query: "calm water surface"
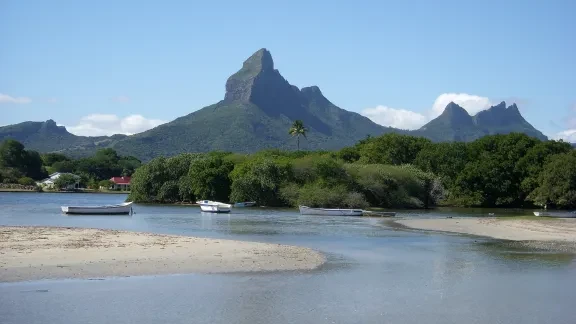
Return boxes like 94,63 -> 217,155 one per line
1,192 -> 575,324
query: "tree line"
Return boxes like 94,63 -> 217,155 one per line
128,132 -> 576,209
0,139 -> 141,189
127,150 -> 442,209
3,130 -> 575,209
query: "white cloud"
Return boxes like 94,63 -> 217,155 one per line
362,106 -> 427,130
553,105 -> 576,142
112,95 -> 130,103
431,93 -> 493,117
554,129 -> 576,142
0,93 -> 32,104
66,114 -> 166,136
362,93 -> 494,129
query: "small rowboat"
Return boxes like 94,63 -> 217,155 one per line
61,202 -> 133,215
299,205 -> 363,216
233,201 -> 256,207
197,200 -> 232,213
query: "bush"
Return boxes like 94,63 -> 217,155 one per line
0,167 -> 24,184
289,183 -> 368,209
346,164 -> 443,208
17,177 -> 35,186
188,155 -> 234,201
343,191 -> 369,209
296,184 -> 349,208
178,175 -> 195,202
279,183 -> 300,206
229,158 -> 290,206
157,180 -> 179,203
98,179 -> 114,189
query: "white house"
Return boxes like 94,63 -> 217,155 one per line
110,176 -> 131,191
37,172 -> 81,190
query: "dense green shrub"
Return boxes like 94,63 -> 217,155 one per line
188,155 -> 234,202
17,177 -> 35,186
122,132 -> 574,209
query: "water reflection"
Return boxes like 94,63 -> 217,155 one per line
476,241 -> 576,267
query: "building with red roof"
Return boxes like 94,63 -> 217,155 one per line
110,176 -> 131,191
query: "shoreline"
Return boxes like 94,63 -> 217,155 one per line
395,217 -> 576,252
0,226 -> 325,283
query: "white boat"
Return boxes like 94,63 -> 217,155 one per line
61,202 -> 133,215
234,201 -> 256,207
197,200 -> 232,213
533,211 -> 576,218
299,205 -> 363,216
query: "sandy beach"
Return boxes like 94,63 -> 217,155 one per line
0,226 -> 325,282
396,217 -> 576,251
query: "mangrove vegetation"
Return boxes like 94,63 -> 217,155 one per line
127,132 -> 576,209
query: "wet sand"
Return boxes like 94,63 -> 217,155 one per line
0,226 -> 325,282
396,217 -> 576,252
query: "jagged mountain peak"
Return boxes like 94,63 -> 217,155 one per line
245,48 -> 274,71
507,103 -> 520,113
443,102 -> 470,115
301,86 -> 323,95
39,119 -> 67,134
224,48 -> 289,103
490,101 -> 507,110
437,102 -> 474,126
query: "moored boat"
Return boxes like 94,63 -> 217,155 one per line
533,211 -> 576,218
299,205 -> 363,216
233,201 -> 256,207
197,200 -> 232,213
362,210 -> 396,217
61,202 -> 133,215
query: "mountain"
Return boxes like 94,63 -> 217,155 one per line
0,49 -> 548,160
111,49 -> 399,160
415,101 -> 547,142
0,119 -> 127,157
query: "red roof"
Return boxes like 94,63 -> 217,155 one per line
110,176 -> 131,184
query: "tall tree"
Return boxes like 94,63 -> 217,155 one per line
0,139 -> 26,169
0,139 -> 46,180
528,151 -> 576,208
289,120 -> 307,151
188,155 -> 234,201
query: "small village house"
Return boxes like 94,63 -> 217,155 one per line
36,172 -> 81,190
110,176 -> 131,191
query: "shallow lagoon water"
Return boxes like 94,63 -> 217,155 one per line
1,192 -> 575,324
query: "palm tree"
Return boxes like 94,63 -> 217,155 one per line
289,120 -> 308,151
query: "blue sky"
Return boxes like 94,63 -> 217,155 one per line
1,0 -> 575,140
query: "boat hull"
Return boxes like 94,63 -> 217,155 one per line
200,205 -> 231,213
197,200 -> 232,213
61,202 -> 133,215
363,211 -> 396,217
299,206 -> 363,216
533,211 -> 576,218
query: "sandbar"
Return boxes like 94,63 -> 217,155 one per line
0,226 -> 325,282
395,217 -> 576,251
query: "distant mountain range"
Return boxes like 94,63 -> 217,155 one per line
413,101 -> 547,142
0,49 -> 549,160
